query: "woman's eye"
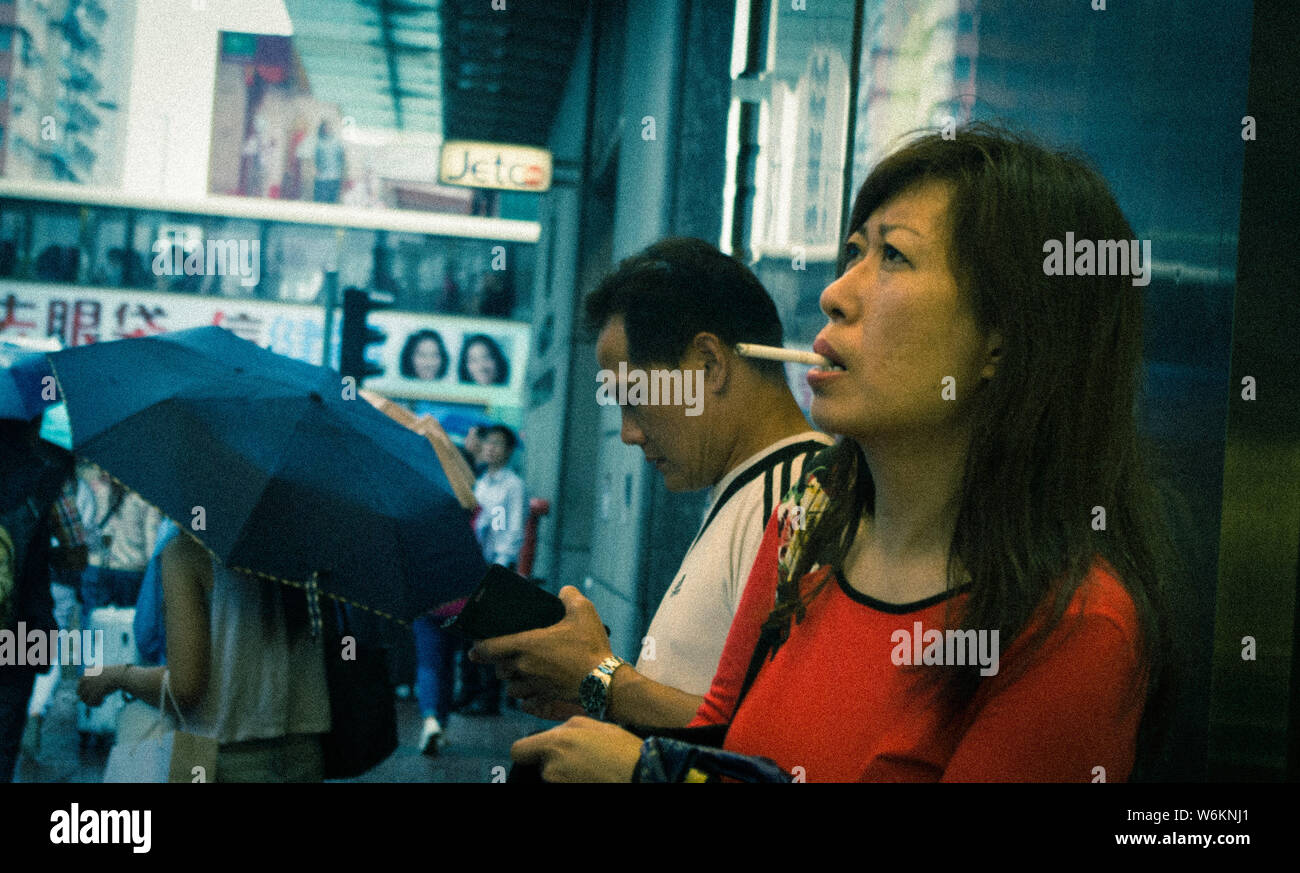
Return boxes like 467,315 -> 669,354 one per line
843,241 -> 863,263
882,243 -> 910,266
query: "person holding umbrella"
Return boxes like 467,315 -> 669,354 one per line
56,326 -> 486,780
78,530 -> 332,782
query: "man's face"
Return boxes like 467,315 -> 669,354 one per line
464,427 -> 484,459
482,432 -> 511,467
594,316 -> 719,492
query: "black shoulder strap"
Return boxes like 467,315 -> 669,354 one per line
687,439 -> 827,554
732,444 -> 831,714
734,628 -> 780,713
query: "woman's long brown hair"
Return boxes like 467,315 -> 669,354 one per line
756,123 -> 1179,768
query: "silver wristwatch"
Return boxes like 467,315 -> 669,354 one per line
578,655 -> 628,720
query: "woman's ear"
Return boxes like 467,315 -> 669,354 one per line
980,331 -> 1003,381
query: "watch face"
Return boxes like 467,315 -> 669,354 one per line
579,672 -> 605,716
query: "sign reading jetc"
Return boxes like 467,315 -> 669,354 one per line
439,141 -> 552,193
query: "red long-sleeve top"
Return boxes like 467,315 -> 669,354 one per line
690,511 -> 1148,782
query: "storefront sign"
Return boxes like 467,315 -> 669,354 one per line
439,141 -> 552,193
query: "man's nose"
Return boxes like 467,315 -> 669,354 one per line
620,409 -> 645,446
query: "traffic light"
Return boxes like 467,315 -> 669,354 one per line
340,288 -> 391,385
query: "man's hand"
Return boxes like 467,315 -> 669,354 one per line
511,716 -> 644,782
469,586 -> 613,709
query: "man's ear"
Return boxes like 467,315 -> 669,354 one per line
980,330 -> 1003,381
690,332 -> 730,394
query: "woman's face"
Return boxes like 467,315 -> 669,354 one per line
465,341 -> 498,385
412,338 -> 443,381
808,180 -> 999,444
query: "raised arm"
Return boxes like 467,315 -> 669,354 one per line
77,533 -> 212,712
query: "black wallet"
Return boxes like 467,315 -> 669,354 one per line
441,564 -> 566,641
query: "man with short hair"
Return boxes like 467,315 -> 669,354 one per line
472,238 -> 831,728
473,425 -> 526,572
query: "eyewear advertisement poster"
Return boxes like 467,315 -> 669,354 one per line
363,311 -> 527,407
0,281 -> 529,409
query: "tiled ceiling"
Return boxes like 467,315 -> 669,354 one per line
283,0 -> 585,146
285,0 -> 444,133
438,0 -> 584,146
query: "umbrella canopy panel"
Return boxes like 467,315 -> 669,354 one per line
50,326 -> 486,622
1,342 -> 59,421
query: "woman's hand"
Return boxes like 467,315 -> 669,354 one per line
77,665 -> 125,707
511,716 -> 644,782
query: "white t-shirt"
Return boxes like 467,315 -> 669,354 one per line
635,432 -> 833,695
474,468 -> 526,567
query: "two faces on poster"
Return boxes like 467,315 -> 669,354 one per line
399,330 -> 511,387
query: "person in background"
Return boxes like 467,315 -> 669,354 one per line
307,119 -> 346,204
413,607 -> 458,754
240,115 -> 278,198
21,473 -> 89,757
79,532 -> 331,782
456,425 -> 525,717
470,237 -> 829,729
133,517 -> 180,667
473,425 -> 525,570
1,415 -> 80,782
79,469 -> 162,612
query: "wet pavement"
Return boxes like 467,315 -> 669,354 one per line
15,672 -> 549,783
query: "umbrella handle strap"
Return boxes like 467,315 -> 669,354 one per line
159,669 -> 189,731
306,572 -> 323,639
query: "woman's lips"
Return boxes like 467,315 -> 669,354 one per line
812,337 -> 846,369
806,367 -> 845,390
808,338 -> 847,388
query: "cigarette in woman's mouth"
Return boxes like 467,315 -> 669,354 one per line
735,343 -> 832,368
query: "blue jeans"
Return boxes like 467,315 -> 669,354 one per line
412,617 -> 456,723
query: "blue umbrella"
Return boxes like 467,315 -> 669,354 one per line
48,326 -> 487,624
1,341 -> 59,421
39,402 -> 73,449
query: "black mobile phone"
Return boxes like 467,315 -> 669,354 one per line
441,564 -> 566,641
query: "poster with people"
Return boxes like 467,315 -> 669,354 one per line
0,280 -> 529,409
365,311 -> 527,407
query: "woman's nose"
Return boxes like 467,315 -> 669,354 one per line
819,271 -> 856,322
